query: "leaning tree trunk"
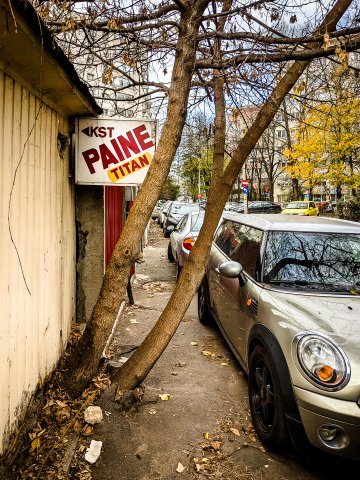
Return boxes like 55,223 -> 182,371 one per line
60,0 -> 210,398
112,0 -> 353,396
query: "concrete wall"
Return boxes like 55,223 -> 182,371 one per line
75,186 -> 105,323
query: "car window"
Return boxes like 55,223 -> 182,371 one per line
171,203 -> 199,214
190,212 -> 205,231
263,231 -> 360,291
177,215 -> 188,232
215,220 -> 263,278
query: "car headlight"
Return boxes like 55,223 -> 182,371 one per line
295,332 -> 350,391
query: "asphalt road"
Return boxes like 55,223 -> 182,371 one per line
88,220 -> 354,480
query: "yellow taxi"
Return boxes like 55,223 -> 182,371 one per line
281,200 -> 319,216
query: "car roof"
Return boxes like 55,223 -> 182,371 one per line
221,212 -> 360,234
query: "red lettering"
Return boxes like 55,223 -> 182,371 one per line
118,165 -> 125,176
138,154 -> 150,167
109,167 -> 120,179
108,127 -> 114,138
133,124 -> 154,150
99,144 -> 119,169
98,127 -> 107,138
82,148 -> 99,174
110,138 -> 125,161
117,131 -> 140,159
131,159 -> 141,171
122,162 -> 132,174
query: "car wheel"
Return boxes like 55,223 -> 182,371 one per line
248,344 -> 290,452
198,279 -> 212,325
167,242 -> 174,261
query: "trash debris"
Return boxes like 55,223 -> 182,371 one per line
175,362 -> 186,367
85,439 -> 103,464
229,427 -> 240,436
148,408 -> 157,415
190,341 -> 198,346
201,350 -> 212,356
176,462 -> 186,473
84,406 -> 103,425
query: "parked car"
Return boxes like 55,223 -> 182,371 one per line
158,200 -> 172,227
163,202 -> 200,237
198,212 -> 360,461
152,199 -> 166,221
232,200 -> 282,214
282,200 -> 319,216
167,211 -> 205,277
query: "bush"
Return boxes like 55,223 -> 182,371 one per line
336,197 -> 360,222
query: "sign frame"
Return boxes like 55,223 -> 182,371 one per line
75,116 -> 158,186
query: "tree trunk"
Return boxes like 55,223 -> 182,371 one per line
60,0 -> 210,398
113,0 -> 353,396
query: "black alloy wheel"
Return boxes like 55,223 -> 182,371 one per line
248,344 -> 290,452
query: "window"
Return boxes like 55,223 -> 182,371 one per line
214,220 -> 263,278
263,231 -> 360,289
87,73 -> 95,81
277,129 -> 286,138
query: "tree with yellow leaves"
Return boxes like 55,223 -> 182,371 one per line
284,66 -> 360,199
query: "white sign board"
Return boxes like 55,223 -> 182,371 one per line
75,117 -> 157,185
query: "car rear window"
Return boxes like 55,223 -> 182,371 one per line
215,220 -> 263,278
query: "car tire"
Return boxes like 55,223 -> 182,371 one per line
248,344 -> 290,452
167,242 -> 174,262
176,263 -> 182,280
198,278 -> 213,325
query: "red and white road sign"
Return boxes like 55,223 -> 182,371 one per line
241,179 -> 249,187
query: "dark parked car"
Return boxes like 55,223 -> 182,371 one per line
232,201 -> 282,214
199,212 -> 360,461
163,202 -> 200,237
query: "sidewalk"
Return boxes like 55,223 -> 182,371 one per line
80,221 -> 320,480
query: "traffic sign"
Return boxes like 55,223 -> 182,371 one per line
243,186 -> 249,195
241,179 -> 249,187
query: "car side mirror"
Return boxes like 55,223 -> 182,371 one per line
219,261 -> 247,287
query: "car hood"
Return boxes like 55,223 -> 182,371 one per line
260,288 -> 360,359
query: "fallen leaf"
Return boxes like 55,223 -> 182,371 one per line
201,350 -> 212,356
129,319 -> 139,324
220,362 -> 228,366
249,433 -> 257,442
176,462 -> 186,473
203,432 -> 210,439
148,409 -> 157,415
159,394 -> 170,401
190,341 -> 198,346
230,427 -> 240,436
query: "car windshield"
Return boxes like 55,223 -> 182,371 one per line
286,202 -> 308,209
171,203 -> 199,214
263,231 -> 360,293
190,212 -> 205,231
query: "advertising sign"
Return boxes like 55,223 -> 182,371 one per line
75,117 -> 157,185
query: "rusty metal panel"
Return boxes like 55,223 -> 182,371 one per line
0,70 -> 76,454
105,186 -> 124,265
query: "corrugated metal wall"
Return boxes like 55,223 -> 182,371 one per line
0,70 -> 76,454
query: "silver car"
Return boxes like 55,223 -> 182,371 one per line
198,213 -> 360,462
167,211 -> 205,277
